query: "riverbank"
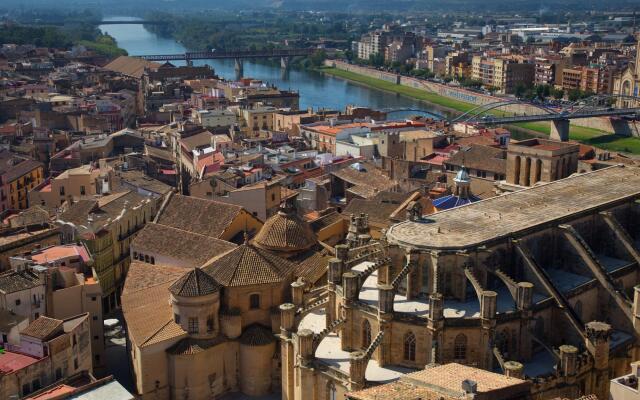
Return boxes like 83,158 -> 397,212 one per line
319,66 -> 640,154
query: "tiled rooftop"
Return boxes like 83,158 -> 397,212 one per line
0,351 -> 40,374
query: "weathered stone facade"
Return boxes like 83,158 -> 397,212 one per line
279,165 -> 640,400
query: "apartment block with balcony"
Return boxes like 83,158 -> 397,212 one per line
472,56 -> 535,94
534,56 -> 566,86
0,150 -> 44,212
56,190 -> 159,314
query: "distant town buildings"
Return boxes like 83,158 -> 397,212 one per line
0,12 -> 639,400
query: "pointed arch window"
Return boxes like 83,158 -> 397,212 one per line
403,331 -> 416,361
327,381 -> 337,400
454,334 -> 467,360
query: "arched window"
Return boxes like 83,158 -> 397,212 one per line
524,157 -> 532,186
144,255 -> 149,263
513,156 -> 521,185
403,331 -> 416,361
454,334 -> 467,360
535,159 -> 542,183
150,257 -> 155,265
362,319 -> 372,349
327,381 -> 337,400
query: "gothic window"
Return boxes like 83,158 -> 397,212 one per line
188,318 -> 199,334
362,319 -> 372,349
403,331 -> 416,361
454,334 -> 467,360
327,381 -> 337,400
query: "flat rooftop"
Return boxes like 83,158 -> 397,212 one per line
387,166 -> 640,251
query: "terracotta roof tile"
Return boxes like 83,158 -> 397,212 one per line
291,249 -> 331,285
239,324 -> 276,346
132,223 -> 236,268
445,144 -> 506,174
156,195 -> 244,239
253,203 -> 316,252
169,268 -> 221,297
21,316 -> 63,340
0,269 -> 41,294
121,262 -> 187,347
202,243 -> 295,287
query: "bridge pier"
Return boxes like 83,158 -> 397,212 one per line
280,56 -> 291,70
550,119 -> 570,142
234,58 -> 244,80
186,58 -> 193,67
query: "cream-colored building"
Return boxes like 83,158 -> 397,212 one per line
472,56 -> 535,94
613,36 -> 640,107
192,109 -> 237,128
0,313 -> 92,399
191,179 -> 284,221
122,200 -> 333,399
239,106 -> 277,135
29,164 -> 113,211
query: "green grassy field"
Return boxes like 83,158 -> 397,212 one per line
320,66 -> 640,154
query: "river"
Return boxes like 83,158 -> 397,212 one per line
99,17 -> 444,119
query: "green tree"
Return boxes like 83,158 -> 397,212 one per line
514,83 -> 527,98
552,88 -> 565,99
568,88 -> 582,102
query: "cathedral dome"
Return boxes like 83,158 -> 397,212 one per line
169,268 -> 221,297
253,201 -> 317,254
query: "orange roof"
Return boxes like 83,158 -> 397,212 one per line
0,351 -> 40,373
27,384 -> 75,399
308,122 -> 372,136
31,245 -> 90,264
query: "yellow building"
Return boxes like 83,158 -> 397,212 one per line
239,106 -> 277,136
57,190 -> 159,313
0,150 -> 44,211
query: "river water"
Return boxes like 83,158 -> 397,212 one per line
99,17 -> 444,119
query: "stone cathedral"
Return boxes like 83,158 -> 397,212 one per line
279,165 -> 640,400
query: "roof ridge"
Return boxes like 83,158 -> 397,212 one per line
141,318 -> 174,346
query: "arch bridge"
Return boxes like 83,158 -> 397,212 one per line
448,95 -> 640,141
